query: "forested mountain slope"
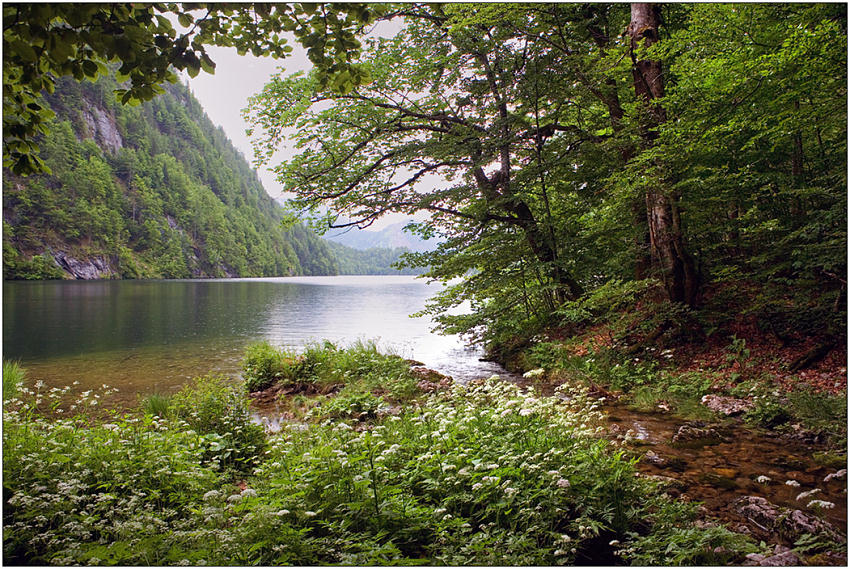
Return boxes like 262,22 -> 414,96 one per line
2,74 -> 339,279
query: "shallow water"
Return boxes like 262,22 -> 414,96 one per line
3,276 -> 516,407
607,406 -> 847,535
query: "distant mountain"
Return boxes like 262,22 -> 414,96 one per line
325,241 -> 427,275
324,222 -> 439,253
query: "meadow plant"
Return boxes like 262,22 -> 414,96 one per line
3,362 -> 755,565
242,341 -> 299,392
3,359 -> 25,402
170,374 -> 266,472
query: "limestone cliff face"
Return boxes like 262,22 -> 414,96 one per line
52,250 -> 117,280
82,105 -> 123,153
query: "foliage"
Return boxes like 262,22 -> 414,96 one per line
169,374 -> 266,472
3,73 -> 340,279
3,3 -> 379,175
242,341 -> 300,392
139,392 -> 173,418
2,360 -> 25,402
246,3 -> 846,357
309,385 -> 385,421
744,395 -> 793,430
326,241 -> 427,275
3,385 -> 225,565
2,360 -> 757,566
620,500 -> 757,565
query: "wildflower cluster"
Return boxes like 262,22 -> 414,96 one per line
3,360 -> 755,565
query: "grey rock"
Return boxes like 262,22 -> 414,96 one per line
53,251 -> 115,280
672,421 -> 725,446
701,394 -> 754,416
733,496 -> 838,541
758,551 -> 801,566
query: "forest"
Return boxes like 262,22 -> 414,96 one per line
2,2 -> 847,566
3,72 -> 341,279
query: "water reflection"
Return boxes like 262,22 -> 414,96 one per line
3,276 -> 516,406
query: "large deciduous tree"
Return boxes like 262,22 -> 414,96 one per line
627,2 -> 698,306
246,4 -> 614,304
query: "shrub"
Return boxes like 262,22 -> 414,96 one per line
170,374 -> 266,471
242,340 -> 298,392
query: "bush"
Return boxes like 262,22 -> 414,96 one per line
242,340 -> 298,392
170,374 -> 266,471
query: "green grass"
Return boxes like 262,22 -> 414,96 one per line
3,360 -> 26,401
242,339 -> 420,401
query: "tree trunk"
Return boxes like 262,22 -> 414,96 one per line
628,3 -> 698,305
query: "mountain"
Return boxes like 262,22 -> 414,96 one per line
324,222 -> 439,252
3,74 -> 339,280
325,241 -> 427,276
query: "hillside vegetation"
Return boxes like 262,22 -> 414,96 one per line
3,73 -> 339,279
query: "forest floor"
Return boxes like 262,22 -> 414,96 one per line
501,308 -> 848,566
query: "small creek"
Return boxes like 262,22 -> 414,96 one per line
606,404 -> 847,545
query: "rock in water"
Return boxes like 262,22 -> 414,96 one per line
733,496 -> 838,541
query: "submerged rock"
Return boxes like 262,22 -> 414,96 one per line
733,496 -> 839,541
671,421 -> 726,447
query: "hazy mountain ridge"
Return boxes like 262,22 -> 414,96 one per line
324,222 -> 439,253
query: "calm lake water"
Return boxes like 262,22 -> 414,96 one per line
3,276 -> 512,407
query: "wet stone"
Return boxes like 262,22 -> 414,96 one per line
672,421 -> 726,447
733,496 -> 839,541
701,394 -> 754,416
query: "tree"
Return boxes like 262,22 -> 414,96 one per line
3,2 -> 377,175
245,4 -> 622,303
626,3 -> 699,306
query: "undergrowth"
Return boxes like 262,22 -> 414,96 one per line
2,356 -> 756,565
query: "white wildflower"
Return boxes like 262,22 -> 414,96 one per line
824,469 -> 847,483
522,368 -> 545,379
304,511 -> 317,517
202,490 -> 220,501
226,494 -> 241,503
785,479 -> 801,487
556,478 -> 571,489
808,500 -> 835,510
796,488 -> 821,501
276,509 -> 290,516
755,475 -> 771,484
241,488 -> 257,498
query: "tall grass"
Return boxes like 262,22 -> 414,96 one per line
3,360 -> 25,401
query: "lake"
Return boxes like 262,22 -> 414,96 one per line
3,276 -> 513,407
